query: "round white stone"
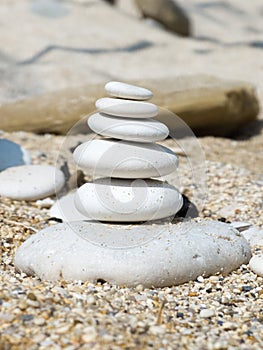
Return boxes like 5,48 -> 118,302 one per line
88,113 -> 169,142
50,191 -> 89,222
15,220 -> 251,287
249,255 -> 263,277
75,178 -> 183,222
73,139 -> 178,178
95,98 -> 158,119
0,165 -> 65,200
105,81 -> 153,101
0,139 -> 31,171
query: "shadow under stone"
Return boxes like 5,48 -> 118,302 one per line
175,194 -> 199,219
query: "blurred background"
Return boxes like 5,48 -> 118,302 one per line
0,0 -> 262,146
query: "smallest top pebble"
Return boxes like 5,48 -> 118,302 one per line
105,81 -> 153,101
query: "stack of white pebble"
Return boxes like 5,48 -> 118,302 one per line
15,82 -> 252,287
73,81 -> 183,222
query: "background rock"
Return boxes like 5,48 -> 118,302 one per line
0,139 -> 31,171
134,0 -> 191,36
0,0 -> 262,135
0,76 -> 258,136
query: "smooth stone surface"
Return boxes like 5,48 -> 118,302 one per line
0,165 -> 65,200
105,81 -> 153,100
75,178 -> 183,222
0,139 -> 31,171
0,77 -> 258,137
88,113 -> 169,142
0,1 -> 261,136
50,191 -> 89,222
249,255 -> 263,277
95,98 -> 158,119
242,227 -> 263,247
135,0 -> 191,36
73,139 -> 178,178
15,220 -> 251,287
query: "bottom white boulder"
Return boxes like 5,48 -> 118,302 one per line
15,220 -> 251,287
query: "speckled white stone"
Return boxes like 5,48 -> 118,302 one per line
95,98 -> 158,119
88,113 -> 169,142
0,139 -> 31,171
50,191 -> 89,222
15,220 -> 251,287
0,165 -> 65,200
73,139 -> 178,178
105,81 -> 153,100
249,255 -> 263,277
75,178 -> 183,222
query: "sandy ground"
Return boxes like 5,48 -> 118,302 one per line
0,0 -> 262,348
0,125 -> 262,349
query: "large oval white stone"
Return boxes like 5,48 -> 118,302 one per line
75,178 -> 183,222
95,98 -> 158,118
0,139 -> 31,171
15,220 -> 251,287
88,113 -> 169,142
0,165 -> 65,200
105,81 -> 153,101
73,139 -> 178,178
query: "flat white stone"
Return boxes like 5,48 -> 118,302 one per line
88,113 -> 169,142
73,139 -> 178,178
75,178 -> 183,221
105,81 -> 153,100
15,220 -> 251,287
0,139 -> 31,171
200,309 -> 215,318
249,255 -> 263,277
95,98 -> 158,119
0,165 -> 65,200
50,191 -> 89,222
36,198 -> 55,208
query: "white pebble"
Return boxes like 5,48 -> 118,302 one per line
0,165 -> 65,200
197,276 -> 204,283
73,139 -> 178,179
249,255 -> 263,277
200,308 -> 215,318
105,81 -> 153,100
36,198 -> 55,208
81,327 -> 97,343
75,178 -> 183,222
242,226 -> 263,247
149,325 -> 166,335
96,97 -> 158,119
88,113 -> 169,142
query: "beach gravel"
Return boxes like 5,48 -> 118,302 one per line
0,130 -> 262,349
